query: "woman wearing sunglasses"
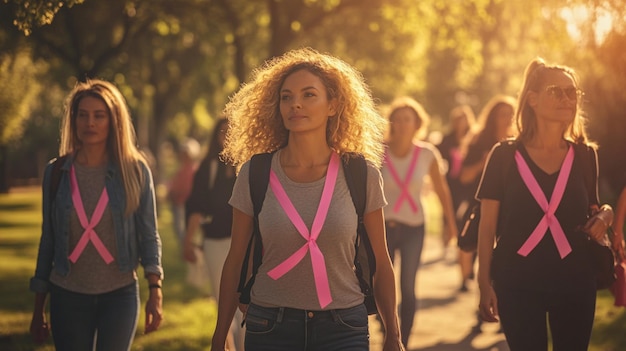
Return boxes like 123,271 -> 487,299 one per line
476,58 -> 615,351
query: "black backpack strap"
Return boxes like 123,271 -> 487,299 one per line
343,153 -> 366,217
500,139 -> 518,177
238,152 -> 273,304
573,143 -> 599,209
342,153 -> 377,313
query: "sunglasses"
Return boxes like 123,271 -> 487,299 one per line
544,85 -> 583,101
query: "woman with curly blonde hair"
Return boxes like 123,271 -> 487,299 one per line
222,47 -> 386,168
212,48 -> 404,351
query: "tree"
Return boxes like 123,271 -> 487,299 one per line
1,0 -> 84,35
0,47 -> 45,192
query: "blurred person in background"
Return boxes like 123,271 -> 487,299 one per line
437,105 -> 476,254
381,96 -> 458,348
457,94 -> 516,295
167,137 -> 200,245
183,118 -> 243,350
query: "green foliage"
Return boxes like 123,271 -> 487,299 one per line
1,0 -> 625,192
0,190 -> 217,351
0,47 -> 45,145
2,0 -> 84,36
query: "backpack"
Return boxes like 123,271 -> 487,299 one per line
237,152 -> 378,314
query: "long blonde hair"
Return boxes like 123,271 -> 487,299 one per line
222,47 -> 387,168
59,79 -> 147,216
515,57 -> 591,146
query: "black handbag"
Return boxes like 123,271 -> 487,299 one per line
456,141 -> 518,253
588,227 -> 617,290
458,201 -> 480,252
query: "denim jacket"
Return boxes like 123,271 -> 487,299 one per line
29,155 -> 163,293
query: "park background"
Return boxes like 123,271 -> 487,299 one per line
0,0 -> 625,350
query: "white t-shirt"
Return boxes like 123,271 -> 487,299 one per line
382,141 -> 443,227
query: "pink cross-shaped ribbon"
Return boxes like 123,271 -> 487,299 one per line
515,146 -> 574,259
385,146 -> 421,213
266,152 -> 340,309
68,165 -> 114,264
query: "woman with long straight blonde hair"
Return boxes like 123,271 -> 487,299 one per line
30,79 -> 163,350
477,58 -> 615,350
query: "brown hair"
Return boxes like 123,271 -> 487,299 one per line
515,57 -> 591,146
60,79 -> 148,216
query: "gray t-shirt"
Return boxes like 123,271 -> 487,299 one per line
230,150 -> 387,310
50,162 -> 136,293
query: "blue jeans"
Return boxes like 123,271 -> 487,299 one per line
385,221 -> 425,347
170,203 -> 186,245
49,282 -> 140,351
244,303 -> 369,351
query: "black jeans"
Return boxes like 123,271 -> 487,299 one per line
494,282 -> 596,351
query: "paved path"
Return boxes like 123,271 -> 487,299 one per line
369,235 -> 510,351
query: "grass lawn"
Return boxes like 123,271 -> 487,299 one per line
0,190 -> 216,351
1,189 -> 625,351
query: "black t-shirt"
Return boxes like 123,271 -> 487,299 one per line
477,141 -> 597,292
185,156 -> 236,239
438,133 -> 468,209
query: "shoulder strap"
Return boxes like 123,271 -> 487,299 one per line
500,139 -> 518,177
342,153 -> 367,217
342,153 -> 377,313
573,143 -> 598,207
238,152 -> 273,304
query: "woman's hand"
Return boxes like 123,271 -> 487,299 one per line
382,335 -> 406,351
29,311 -> 50,344
183,240 -> 199,263
478,283 -> 499,323
584,205 -> 613,243
145,287 -> 163,333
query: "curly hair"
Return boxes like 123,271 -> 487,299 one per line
515,57 -> 591,146
222,47 -> 387,169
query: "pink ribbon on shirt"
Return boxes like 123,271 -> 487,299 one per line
384,146 -> 421,213
266,152 -> 339,309
68,165 -> 114,264
515,146 -> 574,259
449,147 -> 462,179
